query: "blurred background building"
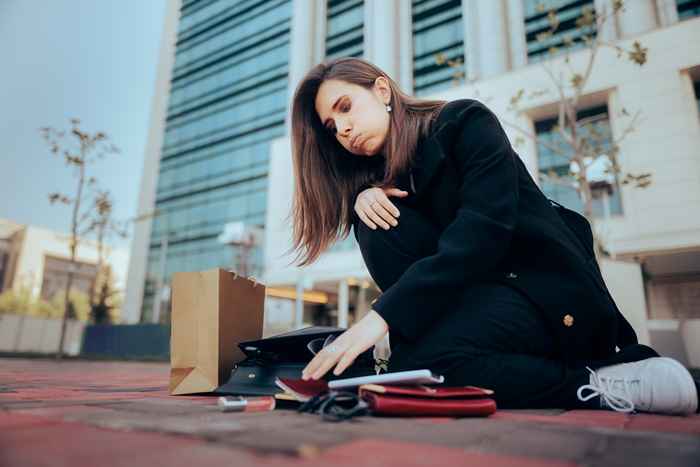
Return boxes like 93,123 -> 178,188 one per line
0,218 -> 129,308
0,218 -> 129,355
125,0 -> 700,363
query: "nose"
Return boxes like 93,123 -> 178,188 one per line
337,119 -> 352,139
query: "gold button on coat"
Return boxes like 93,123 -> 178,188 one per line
563,314 -> 574,327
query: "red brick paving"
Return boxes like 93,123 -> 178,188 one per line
1,357 -> 699,467
318,439 -> 579,467
1,412 -> 579,467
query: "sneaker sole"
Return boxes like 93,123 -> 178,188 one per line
659,357 -> 698,415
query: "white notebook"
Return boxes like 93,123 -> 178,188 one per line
328,369 -> 444,389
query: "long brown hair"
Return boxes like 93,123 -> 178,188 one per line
288,57 -> 447,266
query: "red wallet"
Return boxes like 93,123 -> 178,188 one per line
358,384 -> 497,417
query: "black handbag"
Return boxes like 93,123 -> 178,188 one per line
215,326 -> 377,396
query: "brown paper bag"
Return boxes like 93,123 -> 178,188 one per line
169,268 -> 265,395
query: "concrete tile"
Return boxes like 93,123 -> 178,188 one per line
594,432 -> 700,467
320,439 -> 579,467
0,411 -> 64,430
0,414 -> 294,467
625,413 -> 700,435
96,397 -> 218,415
491,409 -> 630,430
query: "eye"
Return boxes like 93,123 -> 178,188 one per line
325,100 -> 351,134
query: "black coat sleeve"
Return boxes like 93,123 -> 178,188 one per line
371,100 -> 520,341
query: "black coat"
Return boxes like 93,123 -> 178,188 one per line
370,99 -> 638,367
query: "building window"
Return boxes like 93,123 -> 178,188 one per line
646,273 -> 700,320
40,256 -> 98,302
412,0 -> 465,96
536,105 -> 623,218
0,243 -> 8,293
325,0 -> 364,59
677,0 -> 700,20
523,0 -> 596,63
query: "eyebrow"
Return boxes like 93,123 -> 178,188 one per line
322,96 -> 345,128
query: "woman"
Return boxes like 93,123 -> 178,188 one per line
289,57 -> 698,415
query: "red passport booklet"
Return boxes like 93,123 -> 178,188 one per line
275,377 -> 328,401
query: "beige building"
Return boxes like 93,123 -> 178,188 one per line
0,219 -> 129,356
0,218 -> 129,315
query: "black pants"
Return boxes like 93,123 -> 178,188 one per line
353,200 -> 659,410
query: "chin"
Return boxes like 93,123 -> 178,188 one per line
351,146 -> 373,157
351,137 -> 381,157
361,139 -> 380,157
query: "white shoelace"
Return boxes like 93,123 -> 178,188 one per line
576,366 -> 636,413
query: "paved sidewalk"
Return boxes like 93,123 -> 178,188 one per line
1,357 -> 698,467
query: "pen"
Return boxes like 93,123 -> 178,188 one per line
217,396 -> 276,412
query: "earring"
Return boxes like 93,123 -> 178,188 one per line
386,104 -> 392,113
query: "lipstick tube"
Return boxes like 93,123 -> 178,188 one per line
218,396 -> 276,412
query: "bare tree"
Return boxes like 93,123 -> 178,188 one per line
91,267 -> 120,325
435,52 -> 466,86
39,119 -> 119,358
503,0 -> 651,257
86,190 -> 127,323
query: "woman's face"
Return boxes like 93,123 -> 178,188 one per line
314,77 -> 391,157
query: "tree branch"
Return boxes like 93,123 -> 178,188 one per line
501,120 -> 573,159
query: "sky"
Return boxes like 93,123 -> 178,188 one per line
0,0 -> 168,251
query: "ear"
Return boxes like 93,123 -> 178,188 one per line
373,77 -> 392,105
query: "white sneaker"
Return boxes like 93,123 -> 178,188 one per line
576,357 -> 698,415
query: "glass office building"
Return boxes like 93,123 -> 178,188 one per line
141,0 -> 292,322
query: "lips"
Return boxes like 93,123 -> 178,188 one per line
351,135 -> 363,150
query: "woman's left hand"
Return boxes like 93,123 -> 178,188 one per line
302,310 -> 389,380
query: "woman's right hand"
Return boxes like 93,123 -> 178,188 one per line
354,186 -> 408,230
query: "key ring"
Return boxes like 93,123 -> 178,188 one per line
298,390 -> 370,422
